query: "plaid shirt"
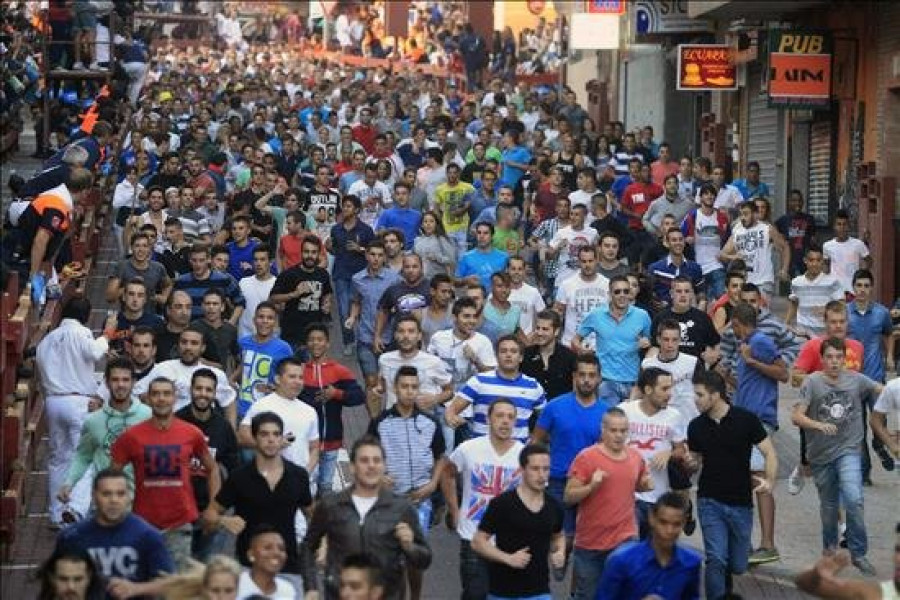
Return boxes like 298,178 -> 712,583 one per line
531,217 -> 566,279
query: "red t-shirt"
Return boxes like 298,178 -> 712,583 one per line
532,183 -> 569,224
621,182 -> 664,231
650,160 -> 680,186
794,336 -> 864,373
568,444 -> 646,551
111,418 -> 209,530
279,234 -> 302,269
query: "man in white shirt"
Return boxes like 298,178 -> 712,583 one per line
620,367 -> 687,538
37,297 -> 115,527
696,165 -> 743,214
373,314 -> 453,412
506,256 -> 545,336
553,246 -> 610,350
347,163 -> 392,228
870,378 -> 900,464
238,357 -> 319,476
548,203 -> 599,285
134,326 -> 236,424
785,245 -> 845,337
822,210 -> 872,295
237,245 -> 276,338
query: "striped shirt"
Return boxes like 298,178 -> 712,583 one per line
368,407 -> 444,494
720,310 -> 804,375
458,370 -> 547,442
789,273 -> 844,336
173,270 -> 246,320
531,217 -> 566,279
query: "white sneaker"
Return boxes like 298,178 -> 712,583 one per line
788,465 -> 805,495
71,62 -> 86,70
88,61 -> 102,70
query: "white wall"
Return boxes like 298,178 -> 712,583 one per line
566,51 -> 600,107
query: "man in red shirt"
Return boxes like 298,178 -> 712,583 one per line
790,299 -> 865,491
650,142 -> 680,186
621,163 -> 664,265
111,377 -> 220,570
565,407 -> 653,599
352,107 -> 378,155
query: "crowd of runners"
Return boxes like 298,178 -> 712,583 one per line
1,2 -> 899,600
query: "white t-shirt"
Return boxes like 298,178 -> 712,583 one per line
692,210 -> 725,274
507,283 -> 546,335
427,330 -> 497,392
620,400 -> 686,503
823,237 -> 870,293
731,221 -> 774,286
238,275 -> 277,338
378,350 -> 452,409
348,179 -> 392,228
641,353 -> 701,421
549,225 -> 599,285
568,189 -> 595,210
351,494 -> 378,523
134,360 -> 235,411
789,273 -> 844,336
449,436 -> 523,540
241,393 -> 319,470
237,570 -> 296,599
874,379 -> 900,416
555,274 -> 610,349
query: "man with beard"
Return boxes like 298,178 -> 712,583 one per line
135,327 -> 237,423
176,369 -> 240,560
154,291 -> 193,362
522,309 -> 577,401
58,359 -> 151,523
269,235 -> 333,353
554,246 -> 610,353
111,377 -> 220,570
55,469 -> 172,599
373,253 -> 431,355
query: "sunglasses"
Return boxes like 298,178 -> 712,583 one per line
611,288 -> 631,295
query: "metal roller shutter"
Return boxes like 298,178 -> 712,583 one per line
807,119 -> 833,225
746,63 -> 780,199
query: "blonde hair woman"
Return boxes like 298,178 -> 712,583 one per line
160,554 -> 241,600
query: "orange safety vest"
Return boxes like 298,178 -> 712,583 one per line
30,186 -> 73,234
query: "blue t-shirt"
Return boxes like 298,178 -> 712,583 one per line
735,329 -> 780,427
55,513 -> 173,582
597,539 -> 702,600
237,335 -> 295,418
376,207 -> 422,250
456,248 -> 509,292
733,178 -> 771,201
611,174 -> 634,201
536,392 -> 611,478
227,239 -> 258,281
576,305 -> 652,383
500,145 -> 531,189
330,220 -> 375,280
848,302 -> 893,382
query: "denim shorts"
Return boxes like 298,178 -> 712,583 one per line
356,342 -> 379,376
73,8 -> 97,31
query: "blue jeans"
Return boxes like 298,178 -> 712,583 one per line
414,498 -> 433,534
191,523 -> 229,561
635,499 -> 654,540
432,405 -> 456,453
356,342 -> 379,376
332,277 -> 355,345
460,539 -> 490,600
546,477 -> 576,536
705,267 -> 726,300
598,380 -> 634,404
698,497 -> 753,600
572,546 -> 615,600
810,452 -> 867,559
316,449 -> 340,496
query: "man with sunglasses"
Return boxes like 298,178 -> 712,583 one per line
574,275 -> 652,403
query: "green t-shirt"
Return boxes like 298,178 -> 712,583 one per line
492,227 -> 522,256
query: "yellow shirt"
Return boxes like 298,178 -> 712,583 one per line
434,181 -> 476,234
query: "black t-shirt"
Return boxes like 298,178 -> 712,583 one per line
270,265 -> 333,345
461,161 -> 488,184
215,460 -> 311,573
377,279 -> 430,316
651,307 -> 720,357
687,405 -> 767,506
302,187 -> 342,228
521,343 -> 577,401
478,489 -> 563,597
175,406 -> 240,511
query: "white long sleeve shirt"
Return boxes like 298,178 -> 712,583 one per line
36,318 -> 108,396
133,359 -> 236,411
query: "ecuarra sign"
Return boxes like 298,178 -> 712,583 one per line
768,30 -> 833,109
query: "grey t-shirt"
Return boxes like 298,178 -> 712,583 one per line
114,260 -> 168,313
798,370 -> 878,465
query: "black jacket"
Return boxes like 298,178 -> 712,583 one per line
304,487 -> 432,598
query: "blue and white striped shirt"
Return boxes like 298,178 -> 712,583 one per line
458,370 -> 547,442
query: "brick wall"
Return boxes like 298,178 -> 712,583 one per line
876,3 -> 900,177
